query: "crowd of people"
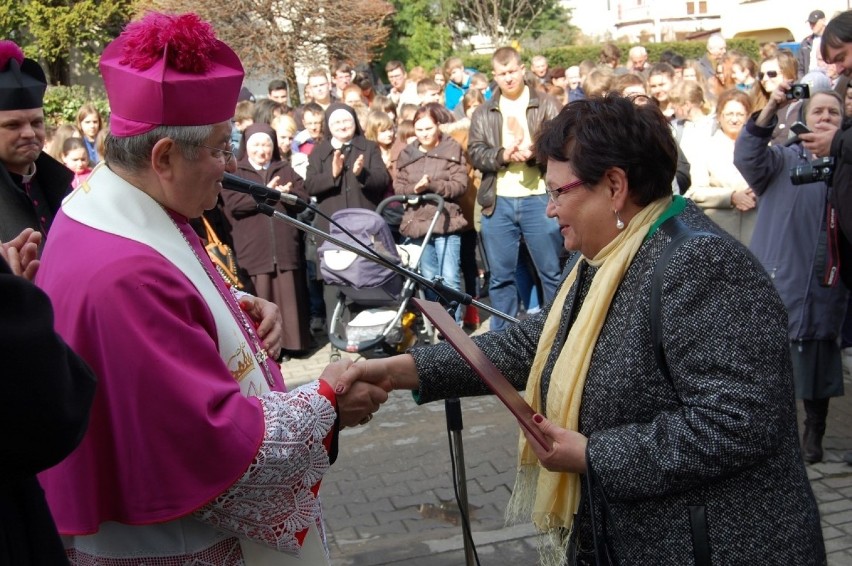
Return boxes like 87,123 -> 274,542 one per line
204,17 -> 851,471
1,6 -> 850,565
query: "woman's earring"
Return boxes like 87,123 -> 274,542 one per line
614,210 -> 625,230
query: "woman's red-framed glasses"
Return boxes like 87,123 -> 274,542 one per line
547,178 -> 585,203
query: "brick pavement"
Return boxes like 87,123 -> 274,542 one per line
282,321 -> 852,565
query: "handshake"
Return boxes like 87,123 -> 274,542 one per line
318,356 -> 415,428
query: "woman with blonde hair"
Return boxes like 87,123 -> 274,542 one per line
271,113 -> 308,179
681,59 -> 704,82
364,110 -> 396,173
750,49 -> 799,144
685,88 -> 757,244
670,80 -> 715,188
681,58 -> 716,103
582,66 -> 614,98
670,80 -> 714,121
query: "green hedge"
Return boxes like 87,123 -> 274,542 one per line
462,39 -> 761,72
42,85 -> 110,127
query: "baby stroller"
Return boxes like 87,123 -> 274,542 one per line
318,194 -> 445,360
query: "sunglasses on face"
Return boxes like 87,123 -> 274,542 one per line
758,70 -> 779,81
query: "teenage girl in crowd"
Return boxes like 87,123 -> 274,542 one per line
364,110 -> 397,173
75,103 -> 102,164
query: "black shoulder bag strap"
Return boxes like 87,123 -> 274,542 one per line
650,216 -> 714,386
649,215 -> 715,566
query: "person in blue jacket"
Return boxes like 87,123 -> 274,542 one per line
443,57 -> 470,112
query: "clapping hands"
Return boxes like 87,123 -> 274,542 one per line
332,150 -> 345,178
266,176 -> 292,194
502,141 -> 533,163
0,228 -> 42,281
332,151 -> 365,178
352,154 -> 364,176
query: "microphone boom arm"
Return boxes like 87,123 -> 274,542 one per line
253,202 -> 519,324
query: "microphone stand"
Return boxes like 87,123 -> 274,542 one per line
446,397 -> 477,566
254,199 -> 508,566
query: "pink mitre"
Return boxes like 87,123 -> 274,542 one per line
100,12 -> 244,137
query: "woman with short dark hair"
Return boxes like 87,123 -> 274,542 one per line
341,93 -> 825,565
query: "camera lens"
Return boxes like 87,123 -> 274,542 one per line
790,157 -> 834,185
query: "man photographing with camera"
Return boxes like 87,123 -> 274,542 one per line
801,10 -> 852,288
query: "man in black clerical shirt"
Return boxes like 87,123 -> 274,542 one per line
0,41 -> 73,242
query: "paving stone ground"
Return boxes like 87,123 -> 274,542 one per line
282,316 -> 852,565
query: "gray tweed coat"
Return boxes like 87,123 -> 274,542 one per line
411,201 -> 824,565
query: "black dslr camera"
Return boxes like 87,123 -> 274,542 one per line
786,83 -> 810,100
790,156 -> 835,185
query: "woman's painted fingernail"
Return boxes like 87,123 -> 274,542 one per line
533,413 -> 543,424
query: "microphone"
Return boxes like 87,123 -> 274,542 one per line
221,172 -> 307,212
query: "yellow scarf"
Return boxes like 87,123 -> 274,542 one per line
506,197 -> 671,563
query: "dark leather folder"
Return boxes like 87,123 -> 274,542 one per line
413,298 -> 549,450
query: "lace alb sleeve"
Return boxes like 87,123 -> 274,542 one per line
194,381 -> 337,556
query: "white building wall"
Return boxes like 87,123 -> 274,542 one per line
565,0 -> 852,44
560,0 -> 616,40
723,0 -> 850,43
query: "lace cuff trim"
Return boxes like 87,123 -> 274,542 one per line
194,381 -> 336,555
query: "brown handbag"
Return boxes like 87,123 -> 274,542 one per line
201,216 -> 244,289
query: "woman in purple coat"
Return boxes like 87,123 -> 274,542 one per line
222,123 -> 311,355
